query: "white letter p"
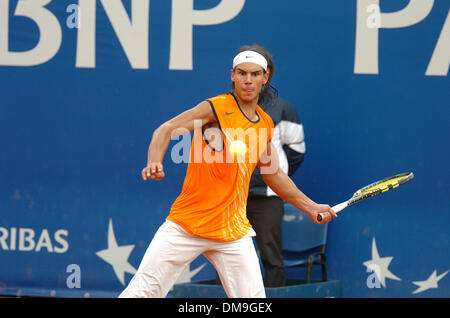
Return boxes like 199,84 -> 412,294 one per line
169,0 -> 245,70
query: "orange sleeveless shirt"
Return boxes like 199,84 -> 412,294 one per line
167,93 -> 274,242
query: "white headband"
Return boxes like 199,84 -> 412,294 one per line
233,50 -> 268,71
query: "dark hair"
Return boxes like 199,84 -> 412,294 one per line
231,44 -> 278,103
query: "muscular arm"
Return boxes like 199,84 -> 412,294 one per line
143,101 -> 216,180
257,142 -> 337,224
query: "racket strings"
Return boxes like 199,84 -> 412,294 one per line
350,173 -> 413,203
354,176 -> 404,195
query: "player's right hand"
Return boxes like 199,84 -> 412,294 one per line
142,163 -> 165,181
309,204 -> 337,224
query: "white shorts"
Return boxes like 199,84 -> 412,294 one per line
119,220 -> 265,298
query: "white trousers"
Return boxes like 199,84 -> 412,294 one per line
119,220 -> 265,298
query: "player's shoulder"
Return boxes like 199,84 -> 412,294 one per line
205,94 -> 235,117
207,93 -> 233,104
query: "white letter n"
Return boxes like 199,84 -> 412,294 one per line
76,0 -> 150,69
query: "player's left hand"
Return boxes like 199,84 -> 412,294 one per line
142,162 -> 165,181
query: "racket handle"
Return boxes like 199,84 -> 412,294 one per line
317,202 -> 348,222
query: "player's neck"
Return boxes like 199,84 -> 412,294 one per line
234,95 -> 259,121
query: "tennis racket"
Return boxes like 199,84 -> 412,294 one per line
317,172 -> 414,222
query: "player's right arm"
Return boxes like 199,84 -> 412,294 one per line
142,101 -> 216,181
258,142 -> 336,224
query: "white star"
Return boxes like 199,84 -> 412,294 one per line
174,263 -> 206,286
412,270 -> 448,295
363,237 -> 401,288
96,219 -> 137,285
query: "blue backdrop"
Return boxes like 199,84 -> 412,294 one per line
0,0 -> 448,298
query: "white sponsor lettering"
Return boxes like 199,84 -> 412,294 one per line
0,226 -> 69,253
0,0 -> 245,70
0,0 -> 62,66
355,0 -> 449,76
169,0 -> 245,70
1,0 -> 447,74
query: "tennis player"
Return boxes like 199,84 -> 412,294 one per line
119,48 -> 337,298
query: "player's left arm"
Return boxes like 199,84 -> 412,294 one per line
257,142 -> 337,224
